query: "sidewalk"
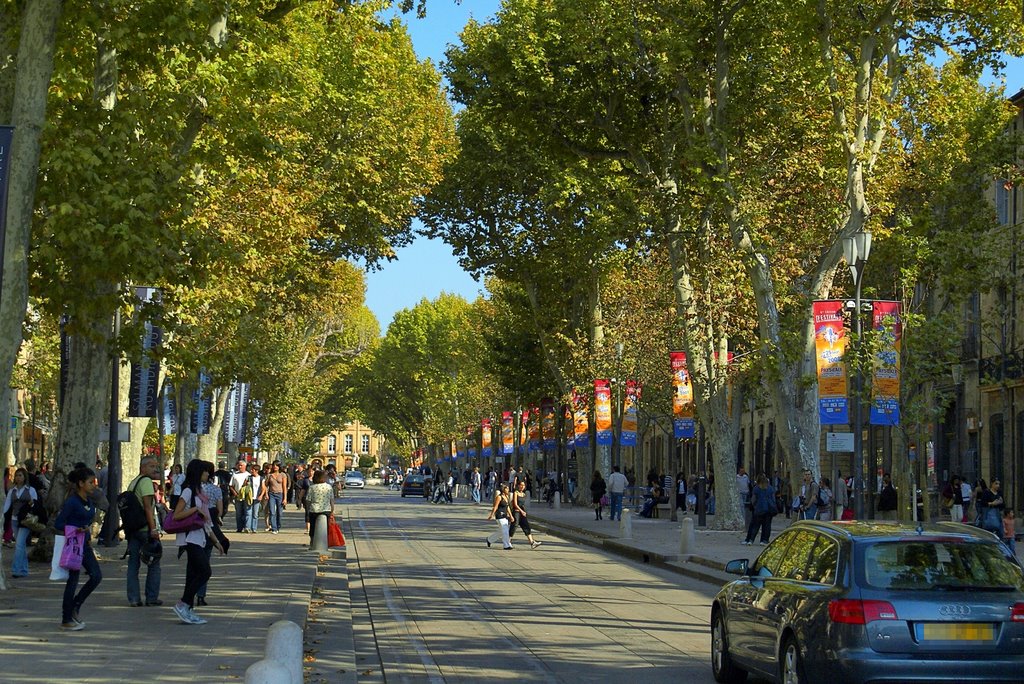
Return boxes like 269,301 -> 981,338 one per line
0,507 -> 325,682
526,499 -> 800,585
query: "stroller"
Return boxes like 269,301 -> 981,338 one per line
430,481 -> 450,504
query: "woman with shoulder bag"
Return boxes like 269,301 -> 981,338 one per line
485,483 -> 515,550
171,459 -> 220,625
590,471 -> 607,520
3,468 -> 38,578
57,467 -> 102,630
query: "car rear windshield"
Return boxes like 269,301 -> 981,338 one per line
858,540 -> 1024,591
406,475 -> 424,483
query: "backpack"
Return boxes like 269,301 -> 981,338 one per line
239,476 -> 254,505
117,476 -> 149,534
817,488 -> 831,508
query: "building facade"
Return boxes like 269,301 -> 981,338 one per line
317,420 -> 385,471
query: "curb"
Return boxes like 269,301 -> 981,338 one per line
303,553 -> 356,684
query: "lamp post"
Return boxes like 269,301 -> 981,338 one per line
843,229 -> 872,520
613,342 -> 624,470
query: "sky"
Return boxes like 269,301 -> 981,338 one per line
364,2 -> 1024,332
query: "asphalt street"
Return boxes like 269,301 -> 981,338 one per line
340,487 -> 731,683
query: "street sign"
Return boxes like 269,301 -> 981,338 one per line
99,421 -> 131,443
826,432 -> 854,453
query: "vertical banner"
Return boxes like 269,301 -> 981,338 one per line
528,405 -> 540,451
189,369 -> 212,435
671,352 -> 695,438
162,385 -> 178,435
250,400 -> 262,453
222,381 -> 251,443
128,288 -> 162,417
813,300 -> 849,424
562,404 -> 573,447
501,411 -> 513,455
541,398 -> 556,450
572,390 -> 589,448
481,418 -> 492,457
870,301 -> 902,426
620,380 -> 640,446
594,379 -> 613,446
519,409 -> 528,454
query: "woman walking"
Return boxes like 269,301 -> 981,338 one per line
172,459 -> 217,625
485,483 -> 514,550
510,480 -> 541,549
742,475 -> 777,545
246,463 -> 266,533
3,467 -> 38,578
57,466 -> 102,630
305,470 -> 334,546
590,471 -> 606,520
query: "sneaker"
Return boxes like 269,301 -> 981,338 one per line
759,541 -> 769,546
740,540 -> 751,546
145,599 -> 164,606
265,527 -> 272,532
173,602 -> 193,624
531,541 -> 542,549
72,607 -> 83,625
60,621 -> 85,631
486,539 -> 491,548
502,546 -> 513,550
272,530 -> 279,535
187,608 -> 208,625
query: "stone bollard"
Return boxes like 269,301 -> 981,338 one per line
619,509 -> 632,539
265,620 -> 303,684
245,658 -> 290,684
554,492 -> 561,509
310,513 -> 329,553
680,516 -> 696,556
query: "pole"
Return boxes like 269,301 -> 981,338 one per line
697,422 -> 707,527
30,387 -> 35,463
101,304 -> 122,546
852,272 -> 865,520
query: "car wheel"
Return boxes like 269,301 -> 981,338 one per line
711,608 -> 746,683
780,635 -> 805,684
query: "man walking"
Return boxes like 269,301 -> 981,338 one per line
877,473 -> 898,520
737,467 -> 752,528
798,470 -> 819,520
266,462 -> 289,534
606,466 -> 628,521
229,460 -> 251,533
471,467 -> 482,504
126,456 -> 162,607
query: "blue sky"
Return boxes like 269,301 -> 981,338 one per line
363,2 -> 1024,332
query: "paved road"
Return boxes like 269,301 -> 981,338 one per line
340,488 -> 725,683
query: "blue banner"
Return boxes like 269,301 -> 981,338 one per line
128,288 -> 162,417
189,369 -> 212,434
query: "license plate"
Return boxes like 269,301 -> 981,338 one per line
919,623 -> 995,641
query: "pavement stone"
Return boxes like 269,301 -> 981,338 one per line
0,506 -> 325,682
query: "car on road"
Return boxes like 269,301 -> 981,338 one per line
711,520 -> 1024,684
401,474 -> 427,498
344,471 -> 365,489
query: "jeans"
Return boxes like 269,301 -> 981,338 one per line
63,544 -> 102,622
12,522 -> 30,576
181,543 -> 212,608
247,502 -> 262,532
126,530 -> 161,603
610,493 -> 624,521
197,536 -> 215,599
472,487 -> 481,503
234,500 -> 249,533
267,493 -> 283,531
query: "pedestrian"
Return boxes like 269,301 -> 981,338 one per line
171,459 -> 219,625
196,460 -> 226,607
265,462 -> 289,534
960,477 -> 973,523
590,471 -> 607,520
980,479 -> 1005,536
3,467 -> 38,578
305,470 -> 334,546
485,483 -> 514,550
214,461 -> 232,508
445,471 -> 455,503
57,466 -> 102,630
168,463 -> 185,509
798,470 -> 819,520
876,473 -> 898,521
816,477 -> 833,521
973,479 -> 989,526
125,456 -> 163,608
742,475 -> 777,545
510,480 -> 542,549
228,460 -> 251,533
606,466 -> 628,521
736,466 -> 752,526
471,467 -> 482,504
1003,509 -> 1016,557
833,471 -> 849,520
675,472 -> 687,515
298,466 -> 313,534
247,463 -> 266,533
946,475 -> 964,523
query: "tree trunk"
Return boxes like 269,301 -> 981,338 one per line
174,381 -> 195,467
197,386 -> 228,462
0,1 -> 63,471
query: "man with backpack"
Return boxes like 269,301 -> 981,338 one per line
124,456 -> 162,607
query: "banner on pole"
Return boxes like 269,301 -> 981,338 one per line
870,301 -> 902,426
481,418 -> 492,457
162,385 -> 177,435
250,400 -> 262,452
671,352 -> 695,438
594,379 -> 612,446
813,300 -> 849,425
128,288 -> 162,417
519,409 -> 528,454
572,389 -> 589,449
621,380 -> 640,446
189,370 -> 212,435
541,398 -> 556,450
527,405 -> 540,452
222,381 -> 250,443
563,404 -> 573,447
501,411 -> 513,455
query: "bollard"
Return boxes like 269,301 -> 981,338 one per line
680,516 -> 696,556
310,513 -> 329,553
554,492 -> 561,509
619,509 -> 632,539
245,658 -> 290,684
265,620 -> 303,684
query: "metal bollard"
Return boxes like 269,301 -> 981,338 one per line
245,658 -> 291,684
619,509 -> 632,539
265,620 -> 303,684
680,516 -> 695,556
310,513 -> 329,553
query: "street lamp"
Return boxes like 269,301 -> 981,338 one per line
843,228 -> 872,520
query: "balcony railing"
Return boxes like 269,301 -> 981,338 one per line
979,350 -> 1024,384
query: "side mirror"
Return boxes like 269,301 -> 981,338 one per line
725,559 -> 749,576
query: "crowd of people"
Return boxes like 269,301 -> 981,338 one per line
2,456 -> 341,631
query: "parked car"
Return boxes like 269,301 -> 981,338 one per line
711,520 -> 1024,684
401,474 -> 426,498
343,471 -> 365,489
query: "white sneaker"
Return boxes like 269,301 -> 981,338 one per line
173,602 -> 192,624
187,608 -> 208,625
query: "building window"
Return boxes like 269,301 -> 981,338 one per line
990,413 -> 1004,485
344,434 -> 353,454
995,180 -> 1010,225
327,435 -> 336,454
361,434 -> 370,454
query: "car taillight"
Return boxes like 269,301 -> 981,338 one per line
1011,603 -> 1024,623
829,599 -> 899,625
